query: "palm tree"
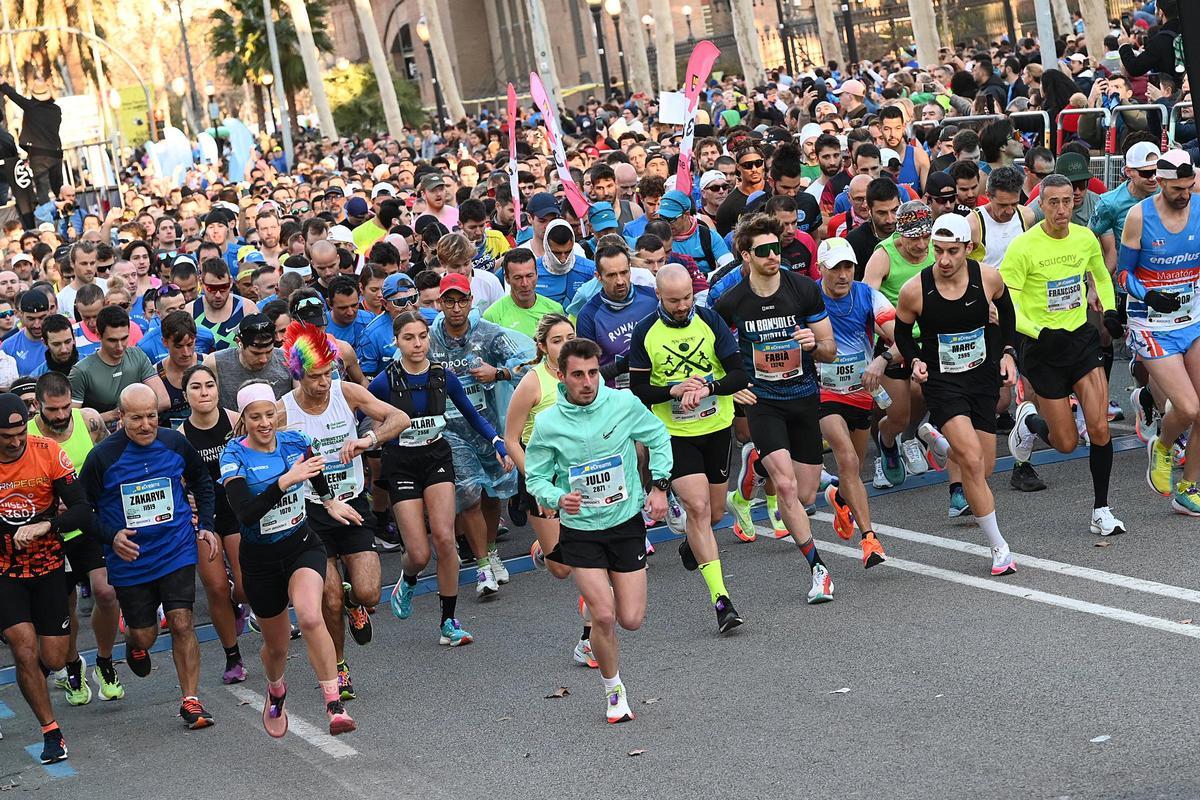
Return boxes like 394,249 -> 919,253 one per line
208,0 -> 334,140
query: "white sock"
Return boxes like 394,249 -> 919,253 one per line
976,511 -> 1006,550
602,672 -> 622,692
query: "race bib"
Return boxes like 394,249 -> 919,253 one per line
1146,281 -> 1196,326
120,477 -> 175,529
752,339 -> 802,381
819,350 -> 867,393
1046,275 -> 1083,313
670,390 -> 719,422
937,327 -> 987,374
398,414 -> 446,446
260,487 -> 305,537
446,381 -> 488,420
568,454 -> 628,508
320,460 -> 356,501
614,372 -> 630,390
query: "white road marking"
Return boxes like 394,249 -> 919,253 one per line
227,685 -> 359,759
757,525 -> 1200,641
809,512 -> 1200,606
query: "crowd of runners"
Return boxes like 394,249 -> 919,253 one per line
0,2 -> 1198,761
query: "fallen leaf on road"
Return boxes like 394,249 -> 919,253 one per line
934,694 -> 944,698
628,749 -> 647,757
1094,541 -> 1112,548
642,698 -> 660,705
496,716 -> 512,722
1181,619 -> 1194,625
1090,735 -> 1111,743
238,700 -> 250,706
544,687 -> 570,699
829,687 -> 851,694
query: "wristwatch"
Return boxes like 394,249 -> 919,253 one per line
881,350 -> 894,363
652,478 -> 671,492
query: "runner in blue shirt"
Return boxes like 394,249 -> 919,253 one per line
576,246 -> 658,388
536,220 -> 595,307
657,190 -> 734,275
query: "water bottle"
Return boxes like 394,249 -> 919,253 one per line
871,385 -> 892,410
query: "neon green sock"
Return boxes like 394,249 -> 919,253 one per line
476,557 -> 490,570
698,559 -> 728,605
765,493 -> 778,513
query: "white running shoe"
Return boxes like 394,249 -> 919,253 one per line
667,494 -> 688,535
900,437 -> 929,475
1131,387 -> 1154,443
872,457 -> 893,489
605,684 -> 634,723
990,543 -> 1016,576
489,551 -> 510,584
806,564 -> 834,604
917,422 -> 950,470
1008,401 -> 1038,463
1089,506 -> 1126,537
475,565 -> 499,598
573,639 -> 598,668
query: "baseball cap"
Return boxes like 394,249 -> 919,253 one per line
241,250 -> 266,266
0,392 -> 28,428
1055,152 -> 1092,183
328,224 -> 355,245
204,208 -> 236,227
371,182 -> 395,199
937,125 -> 960,143
527,192 -> 560,219
291,294 -> 328,326
658,190 -> 692,221
1157,149 -> 1196,180
816,237 -> 858,267
382,273 -> 415,300
281,254 -> 312,277
925,171 -> 956,201
10,252 -> 31,267
324,185 -> 346,198
880,148 -> 902,169
1068,53 -> 1087,63
345,197 -> 370,217
833,79 -> 866,97
18,288 -> 48,313
896,200 -> 934,238
438,273 -> 472,297
930,213 -> 973,244
587,202 -> 618,232
419,173 -> 447,193
238,313 -> 276,347
799,123 -> 823,146
1126,141 -> 1161,170
699,170 -> 727,190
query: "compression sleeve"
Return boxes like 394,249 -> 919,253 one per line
601,354 -> 629,382
893,317 -> 920,364
1088,237 -> 1116,312
182,439 -> 216,532
445,372 -> 500,443
1116,244 -> 1147,301
224,477 -> 286,526
995,287 -> 1017,349
629,369 -> 674,406
49,475 -> 93,538
709,351 -> 749,396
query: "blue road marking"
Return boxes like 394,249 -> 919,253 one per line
24,744 -> 77,778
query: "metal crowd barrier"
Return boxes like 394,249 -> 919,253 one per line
1010,110 -> 1051,150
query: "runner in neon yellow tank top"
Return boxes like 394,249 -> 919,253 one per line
28,374 -> 124,704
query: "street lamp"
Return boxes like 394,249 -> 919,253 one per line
839,0 -> 859,65
605,0 -> 629,98
642,13 -> 653,41
415,15 -> 447,129
682,5 -> 695,43
585,0 -> 612,100
261,72 -> 276,135
205,81 -> 217,127
171,76 -> 187,97
774,0 -> 794,74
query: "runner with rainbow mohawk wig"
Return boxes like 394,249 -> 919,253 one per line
283,321 -> 338,381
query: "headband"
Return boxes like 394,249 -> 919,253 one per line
236,383 -> 277,414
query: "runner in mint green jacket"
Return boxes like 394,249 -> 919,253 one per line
523,338 -> 671,725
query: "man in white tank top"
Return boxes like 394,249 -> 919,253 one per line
967,166 -> 1035,266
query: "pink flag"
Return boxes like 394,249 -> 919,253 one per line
506,84 -> 522,233
675,40 -> 721,197
529,72 -> 590,219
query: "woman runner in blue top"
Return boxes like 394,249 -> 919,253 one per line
219,381 -> 361,739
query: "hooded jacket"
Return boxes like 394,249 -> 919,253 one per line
535,219 -> 596,306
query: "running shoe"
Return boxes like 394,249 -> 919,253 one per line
677,538 -> 699,571
644,537 -> 655,556
262,683 -> 288,738
127,647 -> 152,678
326,700 -> 356,736
40,728 -> 67,764
667,494 -> 688,535
990,543 -> 1017,576
874,431 -> 907,486
375,536 -> 405,554
233,603 -> 248,637
476,565 -> 499,598
824,484 -> 854,540
390,579 -> 415,620
290,622 -> 302,640
1072,399 -> 1089,445
806,564 -> 834,604
93,659 -> 125,701
60,655 -> 92,706
157,605 -> 167,630
1010,461 -> 1047,492
1107,399 -> 1125,422
1131,386 -> 1155,442
1008,401 -> 1039,463
948,486 -> 971,518
995,411 -> 1016,434
438,618 -> 473,646
900,437 -> 929,475
917,422 -> 950,470
222,655 -> 247,685
1147,435 -> 1174,497
496,524 -> 510,540
573,638 -> 598,668
530,540 -> 546,570
336,661 -> 355,701
343,582 -> 373,646
735,442 -> 762,502
1089,506 -> 1126,537
819,469 -> 838,491
606,684 -> 634,724
872,457 -> 893,489
507,494 -> 528,528
489,550 -> 511,585
247,612 -> 262,635
765,495 -> 789,539
860,532 -> 886,569
715,595 -> 743,634
179,697 -> 214,729
726,490 -> 757,542
1171,480 -> 1200,516
1175,430 -> 1190,468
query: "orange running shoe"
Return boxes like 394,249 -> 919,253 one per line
861,532 -> 886,569
825,484 -> 854,540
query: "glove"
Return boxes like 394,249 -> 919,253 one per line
1144,289 -> 1182,314
1102,309 -> 1125,340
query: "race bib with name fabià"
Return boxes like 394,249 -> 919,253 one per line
1045,275 -> 1083,313
819,350 -> 867,393
120,477 -> 175,528
752,339 -> 802,381
937,327 -> 986,373
568,454 -> 628,508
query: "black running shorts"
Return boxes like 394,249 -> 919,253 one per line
238,527 -> 328,619
559,513 -> 647,573
670,427 -> 733,484
1020,323 -> 1105,400
308,493 -> 377,558
113,564 -> 196,631
0,570 -> 70,636
743,394 -> 823,465
379,440 -> 456,504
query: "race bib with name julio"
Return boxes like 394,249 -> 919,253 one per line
568,454 -> 627,508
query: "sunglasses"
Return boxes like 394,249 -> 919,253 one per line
203,282 -> 232,292
156,283 -> 181,298
441,296 -> 472,308
117,238 -> 133,246
1031,170 -> 1053,179
1071,179 -> 1089,190
0,310 -> 14,319
1135,168 -> 1158,178
705,184 -> 730,192
752,241 -> 782,258
738,159 -> 765,170
388,293 -> 418,306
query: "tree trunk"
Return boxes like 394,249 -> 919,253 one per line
1050,0 -> 1072,38
528,0 -> 563,112
252,83 -> 267,133
729,0 -> 765,87
283,0 -> 338,138
812,0 -> 845,68
622,0 -> 654,95
418,0 -> 466,124
1079,0 -> 1108,68
650,0 -> 677,91
352,0 -> 404,136
908,0 -> 941,68
285,80 -> 300,143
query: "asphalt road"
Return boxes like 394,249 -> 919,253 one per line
5,376 -> 1200,799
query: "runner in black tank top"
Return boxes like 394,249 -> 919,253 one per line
183,410 -> 236,534
893,214 -> 1020,578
